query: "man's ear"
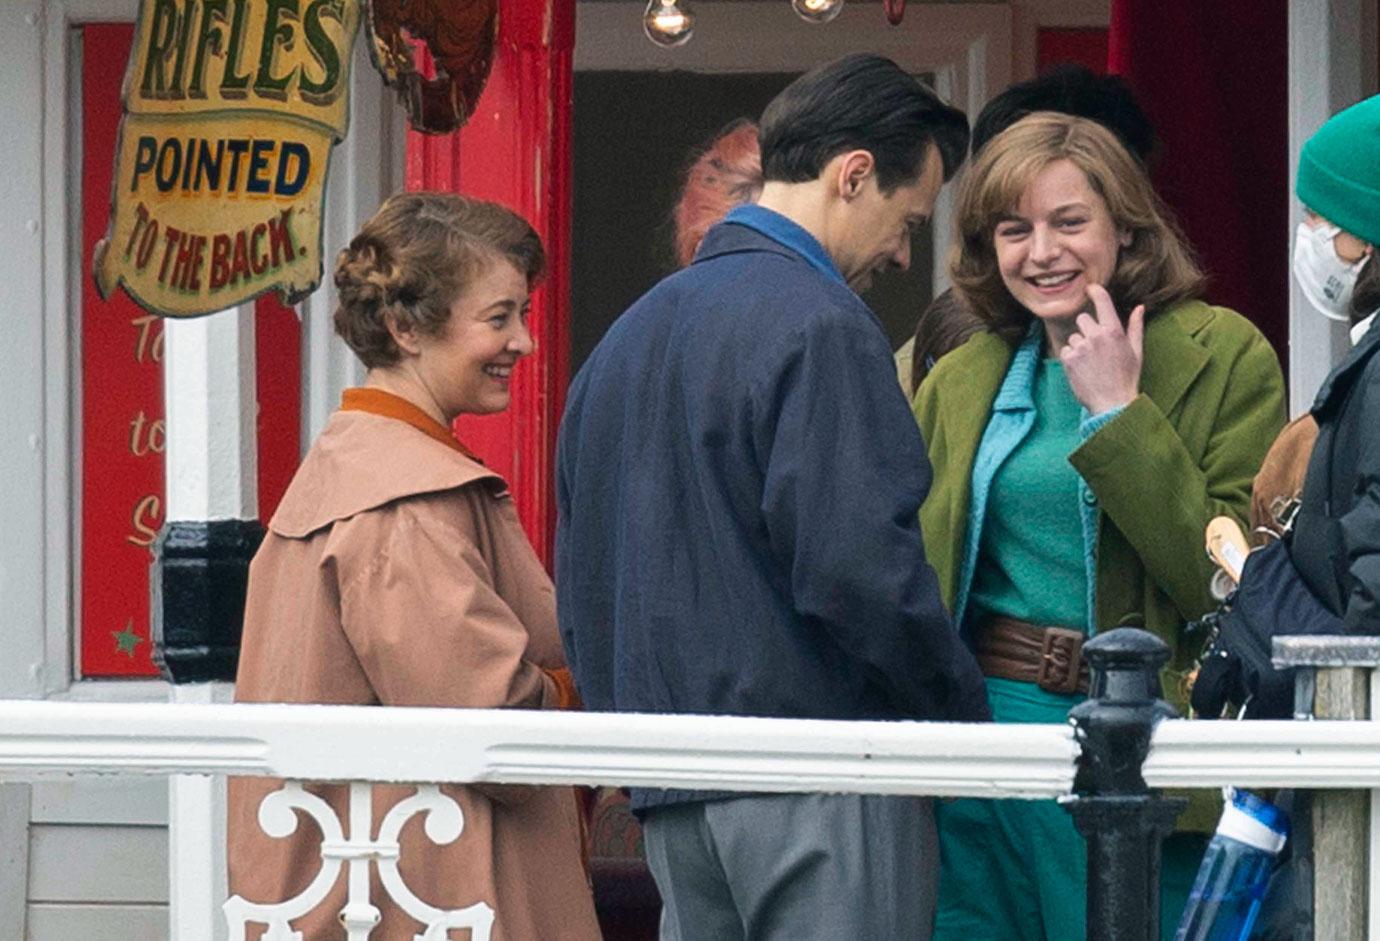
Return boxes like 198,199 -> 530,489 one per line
384,310 -> 424,356
833,150 -> 876,201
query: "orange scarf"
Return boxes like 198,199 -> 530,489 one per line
339,387 -> 482,462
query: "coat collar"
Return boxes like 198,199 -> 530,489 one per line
269,409 -> 503,538
720,205 -> 847,287
693,219 -> 812,267
1312,313 -> 1380,418
936,299 -> 1214,456
1138,300 -> 1212,419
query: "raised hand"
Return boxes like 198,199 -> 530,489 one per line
1059,283 -> 1145,415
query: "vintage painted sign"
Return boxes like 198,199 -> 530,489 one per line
94,0 -> 361,318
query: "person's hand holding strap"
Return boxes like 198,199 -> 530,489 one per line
1060,283 -> 1145,414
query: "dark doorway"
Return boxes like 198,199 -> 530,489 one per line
571,69 -> 936,376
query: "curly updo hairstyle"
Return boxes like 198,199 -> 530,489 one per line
951,112 -> 1204,346
333,191 -> 545,368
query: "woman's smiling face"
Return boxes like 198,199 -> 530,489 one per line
993,158 -> 1127,327
412,258 -> 534,420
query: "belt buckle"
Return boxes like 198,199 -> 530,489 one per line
1037,627 -> 1085,695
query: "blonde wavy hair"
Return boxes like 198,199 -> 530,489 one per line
950,112 -> 1204,345
333,191 -> 545,368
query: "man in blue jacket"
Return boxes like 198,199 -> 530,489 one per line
556,53 -> 990,940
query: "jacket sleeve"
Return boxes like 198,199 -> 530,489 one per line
337,499 -> 564,712
1339,366 -> 1380,632
1069,325 -> 1286,620
754,314 -> 990,722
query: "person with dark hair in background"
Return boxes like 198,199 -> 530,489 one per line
970,64 -> 1157,165
902,288 -> 985,395
898,65 -> 1158,394
557,54 -> 988,941
915,114 -> 1284,940
228,192 -> 600,941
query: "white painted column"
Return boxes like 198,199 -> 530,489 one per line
0,1 -> 50,701
164,307 -> 258,523
1287,0 -> 1379,415
1,7 -> 50,934
300,37 -> 406,444
1370,668 -> 1380,940
163,303 -> 258,941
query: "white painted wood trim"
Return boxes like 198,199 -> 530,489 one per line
1370,668 -> 1380,941
299,38 -> 407,446
1009,0 -> 1111,83
0,784 -> 31,940
1287,0 -> 1380,416
169,684 -> 232,941
574,2 -> 1009,78
1144,719 -> 1380,788
574,1 -> 1010,297
163,310 -> 259,522
55,0 -> 140,22
38,0 -> 141,693
2,1 -> 53,702
11,703 -> 1380,793
0,701 -> 1079,799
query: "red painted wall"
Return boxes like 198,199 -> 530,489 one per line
1037,28 -> 1110,75
81,23 -> 162,676
405,0 -> 575,567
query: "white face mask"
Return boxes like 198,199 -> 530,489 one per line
1293,221 -> 1366,322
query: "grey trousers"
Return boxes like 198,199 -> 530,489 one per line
641,793 -> 937,941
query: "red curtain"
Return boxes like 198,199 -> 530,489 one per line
1108,0 -> 1289,362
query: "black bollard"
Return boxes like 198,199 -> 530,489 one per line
1064,628 -> 1187,941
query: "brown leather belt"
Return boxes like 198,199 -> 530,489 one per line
975,615 -> 1089,695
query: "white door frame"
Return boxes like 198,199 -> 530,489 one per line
1287,0 -> 1380,416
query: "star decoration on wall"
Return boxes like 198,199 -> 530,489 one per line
112,620 -> 143,658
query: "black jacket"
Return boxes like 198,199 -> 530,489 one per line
1292,318 -> 1380,632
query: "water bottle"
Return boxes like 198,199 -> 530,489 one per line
1174,788 -> 1289,941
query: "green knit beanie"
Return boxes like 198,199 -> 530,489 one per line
1297,93 -> 1380,247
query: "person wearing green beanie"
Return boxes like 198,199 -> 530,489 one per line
1286,94 -> 1380,633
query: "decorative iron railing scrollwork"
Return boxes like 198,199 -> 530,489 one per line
223,781 -> 495,941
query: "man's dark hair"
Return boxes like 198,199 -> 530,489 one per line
758,53 -> 969,192
970,65 -> 1157,164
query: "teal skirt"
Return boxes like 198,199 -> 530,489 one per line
932,678 -> 1205,941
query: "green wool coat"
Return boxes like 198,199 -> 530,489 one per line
913,300 -> 1286,830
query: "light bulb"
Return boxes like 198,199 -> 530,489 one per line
792,0 -> 844,24
643,0 -> 695,47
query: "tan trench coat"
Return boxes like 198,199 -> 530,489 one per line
228,406 -> 601,940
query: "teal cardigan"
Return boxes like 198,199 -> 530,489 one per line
953,326 -> 1122,635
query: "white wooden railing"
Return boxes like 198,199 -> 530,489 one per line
4,701 -> 1380,937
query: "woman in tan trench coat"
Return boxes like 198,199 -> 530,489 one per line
227,192 -> 602,941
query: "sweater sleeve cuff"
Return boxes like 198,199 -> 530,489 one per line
1079,404 -> 1127,440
